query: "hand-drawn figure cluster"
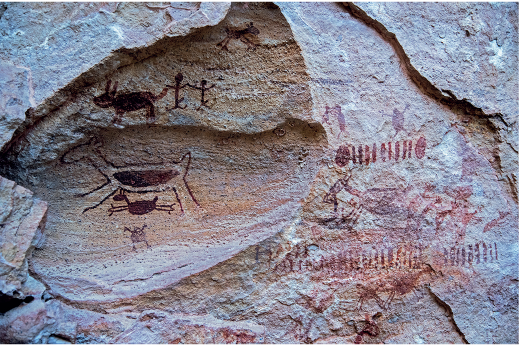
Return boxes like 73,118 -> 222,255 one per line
93,74 -> 217,122
60,136 -> 199,215
335,136 -> 426,167
320,174 -> 483,242
322,104 -> 346,139
94,80 -> 169,124
124,224 -> 151,251
217,22 -> 260,51
166,72 -> 216,111
320,174 -> 428,233
379,104 -> 410,137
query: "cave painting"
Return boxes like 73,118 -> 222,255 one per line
167,72 -> 189,110
269,243 -> 425,277
217,22 -> 260,51
320,174 -> 428,233
124,224 -> 152,251
440,241 -> 498,266
380,104 -> 410,137
335,136 -> 426,167
320,173 -> 482,242
93,74 -> 218,119
188,80 -> 216,110
60,137 -> 199,214
356,268 -> 430,311
323,105 -> 346,139
93,80 -> 169,124
108,189 -> 176,216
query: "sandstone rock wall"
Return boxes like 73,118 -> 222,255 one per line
0,2 -> 517,344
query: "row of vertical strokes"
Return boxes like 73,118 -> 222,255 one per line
442,242 -> 497,266
336,137 -> 426,167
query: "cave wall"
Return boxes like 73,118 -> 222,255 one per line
0,2 -> 517,344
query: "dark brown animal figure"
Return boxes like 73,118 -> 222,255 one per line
60,138 -> 198,214
124,224 -> 151,251
166,72 -> 188,110
217,22 -> 259,51
188,80 -> 215,110
93,80 -> 169,124
108,190 -> 175,216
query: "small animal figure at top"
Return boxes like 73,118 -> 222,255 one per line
380,104 -> 410,137
217,22 -> 260,51
93,80 -> 169,124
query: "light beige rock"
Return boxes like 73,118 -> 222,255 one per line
112,310 -> 265,344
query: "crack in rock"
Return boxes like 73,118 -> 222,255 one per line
342,2 -> 508,126
427,286 -> 469,344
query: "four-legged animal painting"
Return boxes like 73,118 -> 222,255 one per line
60,136 -> 199,214
93,80 -> 169,124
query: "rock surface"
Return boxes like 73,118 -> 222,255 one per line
0,2 -> 517,344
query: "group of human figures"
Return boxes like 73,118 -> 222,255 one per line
167,72 -> 215,111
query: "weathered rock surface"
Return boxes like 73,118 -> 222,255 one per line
0,176 -> 46,299
0,2 -> 517,344
0,2 -> 231,151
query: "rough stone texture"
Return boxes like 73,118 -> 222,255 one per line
111,310 -> 265,343
0,2 -> 231,150
0,176 -> 47,297
0,2 -> 517,344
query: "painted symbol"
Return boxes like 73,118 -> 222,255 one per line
483,211 -> 510,233
93,80 -> 169,124
380,104 -> 410,137
323,105 -> 346,138
188,80 -> 215,110
217,22 -> 260,51
124,224 -> 151,251
166,72 -> 188,110
109,190 -> 175,216
60,137 -> 199,213
335,137 -> 426,166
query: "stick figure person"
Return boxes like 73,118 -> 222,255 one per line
167,72 -> 188,109
124,224 -> 151,251
189,80 -> 216,110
